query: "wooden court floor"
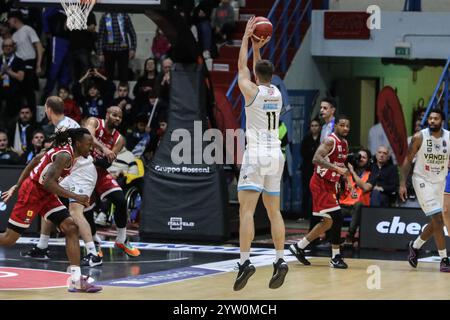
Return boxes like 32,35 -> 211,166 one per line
1,257 -> 449,300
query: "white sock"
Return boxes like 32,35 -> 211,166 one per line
276,250 -> 284,262
297,238 -> 310,249
69,266 -> 81,283
93,233 -> 102,244
85,242 -> 97,256
439,249 -> 447,259
116,228 -> 127,244
37,234 -> 50,250
240,252 -> 250,264
413,236 -> 426,249
332,248 -> 340,258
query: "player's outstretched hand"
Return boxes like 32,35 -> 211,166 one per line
399,184 -> 408,202
1,185 -> 17,203
244,16 -> 256,39
251,36 -> 271,49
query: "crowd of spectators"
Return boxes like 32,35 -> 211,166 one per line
0,0 -> 238,166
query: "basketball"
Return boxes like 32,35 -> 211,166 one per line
252,16 -> 273,41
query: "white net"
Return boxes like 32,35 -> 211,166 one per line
60,0 -> 96,30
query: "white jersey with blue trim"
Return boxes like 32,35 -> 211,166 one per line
245,84 -> 283,149
413,128 -> 450,183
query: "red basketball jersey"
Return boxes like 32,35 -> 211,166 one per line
91,118 -> 121,160
30,145 -> 74,185
314,133 -> 348,182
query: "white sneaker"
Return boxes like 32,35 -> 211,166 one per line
95,212 -> 108,226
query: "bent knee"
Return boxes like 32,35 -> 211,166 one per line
59,219 -> 79,235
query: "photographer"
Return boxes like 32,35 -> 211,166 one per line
349,145 -> 399,207
340,148 -> 372,244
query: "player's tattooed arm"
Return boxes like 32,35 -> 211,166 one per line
399,132 -> 422,201
42,152 -> 89,206
1,152 -> 45,203
313,137 -> 348,176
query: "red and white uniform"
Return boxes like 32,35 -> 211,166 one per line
309,133 -> 348,219
9,145 -> 74,230
92,118 -> 122,199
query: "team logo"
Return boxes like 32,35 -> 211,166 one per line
436,144 -> 441,151
420,183 -> 425,188
26,210 -> 34,217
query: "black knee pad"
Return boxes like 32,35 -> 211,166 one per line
83,209 -> 97,236
106,190 -> 128,228
329,210 -> 343,245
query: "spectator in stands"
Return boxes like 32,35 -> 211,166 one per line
0,37 -> 25,123
7,105 -> 38,155
151,28 -> 171,65
300,119 -> 321,220
343,148 -> 372,244
368,122 -> 396,164
58,85 -> 82,123
20,129 -> 44,164
69,12 -> 97,81
351,145 -> 399,207
73,68 -> 115,119
212,0 -> 236,45
97,12 -> 137,82
126,112 -> 148,151
42,8 -> 71,101
8,6 -> 43,36
133,58 -> 157,106
8,11 -> 43,113
0,130 -> 20,165
154,57 -> 173,103
139,89 -> 168,130
193,0 -> 220,59
0,22 -> 12,55
112,81 -> 135,133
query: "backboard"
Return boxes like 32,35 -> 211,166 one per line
15,0 -> 167,12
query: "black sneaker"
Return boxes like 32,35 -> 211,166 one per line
21,246 -> 50,260
81,253 -> 103,267
233,260 -> 256,291
440,257 -> 450,272
408,240 -> 420,268
289,243 -> 311,265
330,254 -> 348,269
269,258 -> 289,289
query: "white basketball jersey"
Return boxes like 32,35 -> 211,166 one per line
55,116 -> 80,130
413,128 -> 450,183
245,84 -> 283,149
54,116 -> 94,168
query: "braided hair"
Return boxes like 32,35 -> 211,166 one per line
51,128 -> 91,149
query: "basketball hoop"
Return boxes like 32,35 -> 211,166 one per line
60,0 -> 96,30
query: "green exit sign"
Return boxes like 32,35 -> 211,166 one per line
395,42 -> 411,58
